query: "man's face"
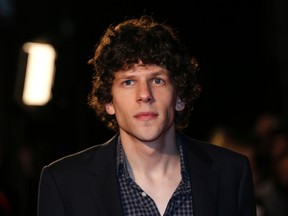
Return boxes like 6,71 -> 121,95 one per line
105,63 -> 185,142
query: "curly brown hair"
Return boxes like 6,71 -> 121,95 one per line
88,15 -> 201,131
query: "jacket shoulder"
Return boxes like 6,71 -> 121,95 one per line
44,134 -> 118,174
180,133 -> 251,166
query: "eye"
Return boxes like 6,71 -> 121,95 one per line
152,78 -> 164,85
122,79 -> 134,86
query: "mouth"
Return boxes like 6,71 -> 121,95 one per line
134,112 -> 158,120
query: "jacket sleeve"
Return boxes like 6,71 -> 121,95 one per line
37,166 -> 66,216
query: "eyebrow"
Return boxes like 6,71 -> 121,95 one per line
115,69 -> 169,80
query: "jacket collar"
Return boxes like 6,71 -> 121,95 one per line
180,133 -> 218,215
88,133 -> 124,216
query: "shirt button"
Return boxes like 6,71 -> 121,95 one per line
141,191 -> 147,197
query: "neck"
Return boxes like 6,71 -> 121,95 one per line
120,127 -> 179,178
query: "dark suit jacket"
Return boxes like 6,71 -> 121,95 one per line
37,133 -> 256,216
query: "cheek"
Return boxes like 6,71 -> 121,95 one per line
164,91 -> 177,107
109,96 -> 130,116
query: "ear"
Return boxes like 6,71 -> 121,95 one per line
175,96 -> 185,111
105,103 -> 115,115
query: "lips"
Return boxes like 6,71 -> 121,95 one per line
134,112 -> 158,120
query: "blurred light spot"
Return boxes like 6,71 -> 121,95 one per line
22,42 -> 56,106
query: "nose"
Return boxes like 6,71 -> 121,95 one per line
137,81 -> 154,103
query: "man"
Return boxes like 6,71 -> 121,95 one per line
37,15 -> 256,216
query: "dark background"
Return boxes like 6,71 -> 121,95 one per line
0,0 -> 287,215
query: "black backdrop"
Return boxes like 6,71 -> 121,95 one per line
0,0 -> 287,215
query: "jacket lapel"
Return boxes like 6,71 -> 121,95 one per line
87,134 -> 124,216
182,135 -> 218,215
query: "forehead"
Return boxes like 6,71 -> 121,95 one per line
115,63 -> 169,77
